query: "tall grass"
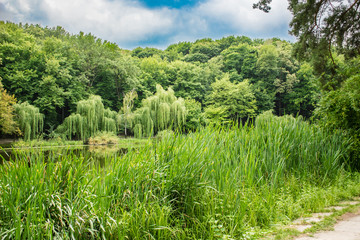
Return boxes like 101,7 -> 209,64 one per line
0,112 -> 359,239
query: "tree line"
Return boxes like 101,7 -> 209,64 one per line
0,20 -> 358,152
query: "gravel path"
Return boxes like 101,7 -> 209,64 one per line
295,214 -> 360,240
294,203 -> 360,240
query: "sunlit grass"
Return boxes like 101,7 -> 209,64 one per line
0,112 -> 359,239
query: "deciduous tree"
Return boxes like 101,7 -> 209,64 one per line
132,85 -> 187,137
0,77 -> 17,135
206,74 -> 257,122
14,102 -> 44,140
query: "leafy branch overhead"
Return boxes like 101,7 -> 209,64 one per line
252,0 -> 272,13
254,0 -> 360,64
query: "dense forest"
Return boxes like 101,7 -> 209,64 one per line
0,19 -> 359,163
0,22 -> 319,134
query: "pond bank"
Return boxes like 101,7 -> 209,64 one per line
0,138 -> 16,146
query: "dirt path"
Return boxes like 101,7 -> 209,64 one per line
295,210 -> 360,240
293,201 -> 360,240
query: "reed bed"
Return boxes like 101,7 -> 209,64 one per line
1,112 -> 359,239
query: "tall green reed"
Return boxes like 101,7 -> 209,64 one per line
0,112 -> 358,239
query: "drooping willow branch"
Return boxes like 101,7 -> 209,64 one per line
14,102 -> 44,140
56,95 -> 118,140
131,85 -> 187,137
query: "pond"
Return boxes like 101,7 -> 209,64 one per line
0,144 -> 133,167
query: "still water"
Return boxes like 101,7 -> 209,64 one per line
0,144 -> 131,166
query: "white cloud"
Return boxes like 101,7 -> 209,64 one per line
161,0 -> 293,46
0,0 -> 293,48
0,0 -> 176,47
43,0 -> 175,45
194,0 -> 292,34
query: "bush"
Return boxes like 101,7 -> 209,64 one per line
155,129 -> 174,140
86,131 -> 119,145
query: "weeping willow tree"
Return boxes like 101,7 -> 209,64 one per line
120,89 -> 138,136
131,85 -> 187,137
14,102 -> 44,141
57,95 -> 118,140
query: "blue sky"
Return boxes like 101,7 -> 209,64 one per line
0,0 -> 294,49
140,0 -> 201,9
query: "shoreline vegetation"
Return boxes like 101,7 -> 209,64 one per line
0,135 -> 151,149
1,113 -> 360,239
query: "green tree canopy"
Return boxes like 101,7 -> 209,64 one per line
14,102 -> 44,140
315,57 -> 360,132
56,95 -> 118,140
132,85 -> 187,137
254,0 -> 360,59
206,74 -> 257,122
0,77 -> 18,135
0,21 -> 323,135
184,98 -> 205,132
120,89 -> 138,136
222,43 -> 257,80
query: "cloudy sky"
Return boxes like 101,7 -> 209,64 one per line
0,0 -> 294,49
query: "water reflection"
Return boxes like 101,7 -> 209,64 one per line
0,144 -> 130,166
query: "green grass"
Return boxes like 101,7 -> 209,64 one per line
1,112 -> 360,239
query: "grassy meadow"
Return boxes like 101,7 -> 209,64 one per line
1,112 -> 360,239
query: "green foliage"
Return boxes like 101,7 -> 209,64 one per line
289,0 -> 360,63
155,129 -> 174,139
183,52 -> 209,63
120,89 -> 138,136
0,76 -> 18,135
56,95 -> 118,140
171,60 -> 218,104
255,43 -> 279,82
87,131 -> 119,145
0,21 -> 328,133
138,57 -> 220,105
222,43 -> 257,79
132,85 -> 187,137
165,41 -> 192,55
182,39 -> 222,63
206,73 -> 257,122
316,59 -> 360,132
315,57 -> 360,169
138,56 -> 173,95
131,47 -> 163,58
285,62 -> 319,118
184,98 -> 205,131
0,23 -> 91,129
190,40 -> 221,58
13,138 -> 82,148
0,22 -> 140,132
204,105 -> 230,126
255,0 -> 360,167
14,102 -> 44,140
0,114 -> 358,239
254,0 -> 360,62
94,55 -> 140,110
251,40 -> 318,117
